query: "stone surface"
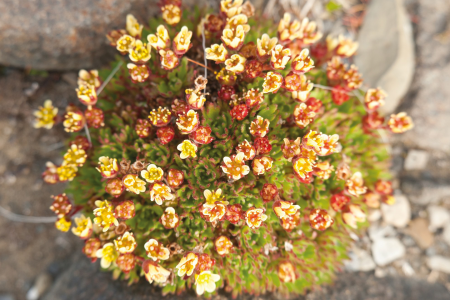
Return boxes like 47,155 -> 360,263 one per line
399,0 -> 450,153
406,218 -> 434,249
443,223 -> 450,247
427,256 -> 450,274
368,224 -> 397,241
372,238 -> 406,266
404,150 -> 429,171
355,0 -> 415,114
344,247 -> 376,272
0,0 -> 174,70
43,253 -> 450,300
26,272 -> 52,300
381,194 -> 411,228
428,206 -> 450,232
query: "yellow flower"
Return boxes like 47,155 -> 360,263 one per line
262,71 -> 283,94
114,231 -> 137,254
150,183 -> 174,205
143,262 -> 171,284
293,157 -> 314,179
116,34 -> 136,54
63,110 -> 85,133
194,271 -> 221,295
148,106 -> 171,127
257,34 -> 278,58
159,49 -> 180,70
215,236 -> 233,256
173,26 -> 192,55
34,100 -> 58,129
162,4 -> 181,25
202,201 -> 228,222
278,13 -> 302,43
96,242 -> 119,269
236,139 -> 256,160
388,112 -> 414,133
335,35 -> 359,57
273,200 -> 301,220
55,217 -> 71,232
93,200 -> 119,232
144,239 -> 170,261
298,18 -> 322,45
96,156 -> 119,178
225,14 -> 250,33
177,140 -> 197,159
63,144 -> 87,167
270,44 -> 291,70
221,25 -> 245,50
216,68 -> 237,85
292,49 -> 315,73
127,63 -> 150,83
342,204 -> 366,229
221,152 -> 250,180
77,69 -> 101,89
176,252 -> 199,277
123,174 -> 147,194
160,207 -> 180,229
252,156 -> 273,175
302,130 -> 326,152
176,110 -> 199,134
345,172 -> 367,196
76,84 -> 98,106
313,161 -> 334,179
56,164 -> 78,182
141,164 -> 164,183
365,88 -> 387,111
278,262 -> 296,283
225,54 -> 246,73
343,65 -> 362,89
147,25 -> 170,50
126,14 -> 143,38
245,207 -> 268,229
206,44 -> 228,63
129,40 -> 151,63
220,0 -> 243,18
71,214 -> 92,239
249,115 -> 270,137
185,89 -> 206,110
204,188 -> 224,205
291,74 -> 314,101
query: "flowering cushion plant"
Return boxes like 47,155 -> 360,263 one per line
34,0 -> 413,297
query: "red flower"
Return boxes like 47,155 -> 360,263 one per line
156,126 -> 175,145
330,192 -> 350,212
190,126 -> 214,144
218,85 -> 236,101
230,104 -> 249,121
260,183 -> 278,202
331,86 -> 350,105
254,137 -> 272,155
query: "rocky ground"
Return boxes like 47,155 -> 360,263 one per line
0,0 -> 450,299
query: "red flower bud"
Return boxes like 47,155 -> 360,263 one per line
105,177 -> 125,197
135,119 -> 151,138
156,126 -> 175,145
225,203 -> 243,224
218,85 -> 236,101
230,104 -> 249,121
330,192 -> 350,212
254,137 -> 272,155
309,208 -> 334,231
114,200 -> 136,219
167,169 -> 184,189
85,107 -> 104,128
260,183 -> 278,202
331,86 -> 350,105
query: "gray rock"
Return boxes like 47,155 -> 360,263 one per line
368,224 -> 397,241
0,0 -> 207,70
443,223 -> 450,247
345,247 -> 376,272
428,206 -> 450,232
407,183 -> 450,205
405,218 -> 434,249
427,256 -> 450,274
0,295 -> 15,300
372,238 -> 406,266
26,272 -> 52,300
355,0 -> 415,114
404,150 -> 429,171
381,194 -> 411,228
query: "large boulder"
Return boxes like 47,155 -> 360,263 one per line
0,0 -> 155,70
